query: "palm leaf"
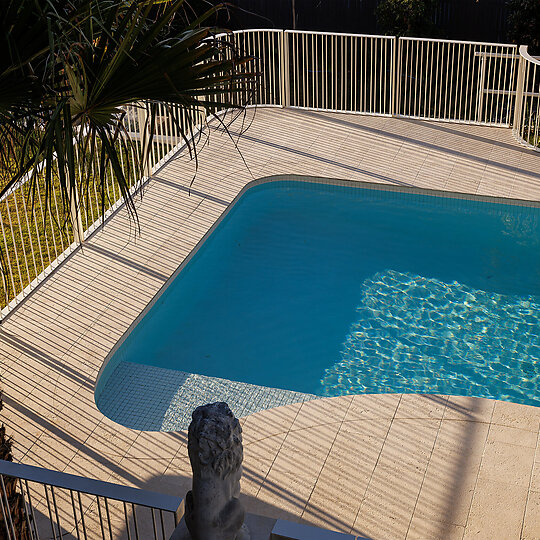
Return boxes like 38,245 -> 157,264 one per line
0,0 -> 257,229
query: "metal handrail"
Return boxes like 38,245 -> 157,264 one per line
513,45 -> 540,149
285,29 -> 392,39
399,35 -> 517,47
519,44 -> 540,66
0,459 -> 184,540
0,461 -> 183,514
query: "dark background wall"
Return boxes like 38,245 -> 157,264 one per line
223,0 -> 511,44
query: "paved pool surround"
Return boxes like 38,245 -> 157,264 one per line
1,108 -> 539,539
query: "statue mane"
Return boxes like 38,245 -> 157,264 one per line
188,402 -> 243,479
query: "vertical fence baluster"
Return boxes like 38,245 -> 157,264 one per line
132,504 -> 140,540
151,507 -> 158,539
104,497 -> 114,539
70,489 -> 81,540
50,486 -> 63,539
159,509 -> 166,540
77,492 -> 88,540
0,475 -> 15,540
44,485 -> 59,540
123,502 -> 132,540
96,496 -> 106,539
23,479 -> 40,540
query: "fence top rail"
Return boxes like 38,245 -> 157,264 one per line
520,45 -> 540,66
232,28 -> 284,34
0,460 -> 183,513
284,29 -> 394,40
399,36 -> 517,48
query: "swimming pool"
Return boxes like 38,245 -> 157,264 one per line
97,178 -> 540,425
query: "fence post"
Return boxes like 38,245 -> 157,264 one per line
476,51 -> 487,122
67,174 -> 84,245
280,31 -> 291,108
391,36 -> 398,116
513,49 -> 526,137
137,103 -> 152,178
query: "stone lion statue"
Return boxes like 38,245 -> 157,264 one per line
184,402 -> 250,540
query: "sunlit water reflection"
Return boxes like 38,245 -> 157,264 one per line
322,269 -> 540,404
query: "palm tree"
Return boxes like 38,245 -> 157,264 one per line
0,0 -> 257,230
0,1 -> 257,534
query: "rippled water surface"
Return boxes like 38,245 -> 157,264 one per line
102,181 -> 540,406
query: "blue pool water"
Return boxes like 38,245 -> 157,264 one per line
100,180 -> 540,407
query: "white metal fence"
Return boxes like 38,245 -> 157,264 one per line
285,31 -> 395,115
0,30 -> 538,319
513,46 -> 540,149
396,37 -> 517,124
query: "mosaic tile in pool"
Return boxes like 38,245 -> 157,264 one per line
97,180 -> 540,429
98,361 -> 316,431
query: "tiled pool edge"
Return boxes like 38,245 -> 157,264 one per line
97,361 -> 317,431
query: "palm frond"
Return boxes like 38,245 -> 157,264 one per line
0,0 -> 258,231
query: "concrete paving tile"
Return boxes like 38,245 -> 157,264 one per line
443,395 -> 495,423
521,490 -> 540,540
486,424 -> 538,448
291,396 -> 352,430
302,492 -> 360,534
84,423 -> 140,458
126,431 -> 187,460
377,418 -> 440,468
491,400 -> 540,432
407,515 -> 465,540
307,424 -> 386,500
432,419 -> 489,459
242,402 -> 301,442
344,393 -> 401,421
353,490 -> 411,540
243,433 -> 288,492
463,478 -> 528,540
272,423 -> 340,475
25,435 -> 79,471
395,394 -> 448,419
478,438 -> 535,487
257,470 -> 316,518
414,446 -> 482,528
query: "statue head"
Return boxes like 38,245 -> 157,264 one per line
188,402 -> 243,480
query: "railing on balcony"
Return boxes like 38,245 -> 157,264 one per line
0,459 -> 183,540
0,30 -> 537,320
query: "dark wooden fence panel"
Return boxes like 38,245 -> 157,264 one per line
226,0 -> 511,43
434,0 -> 509,42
